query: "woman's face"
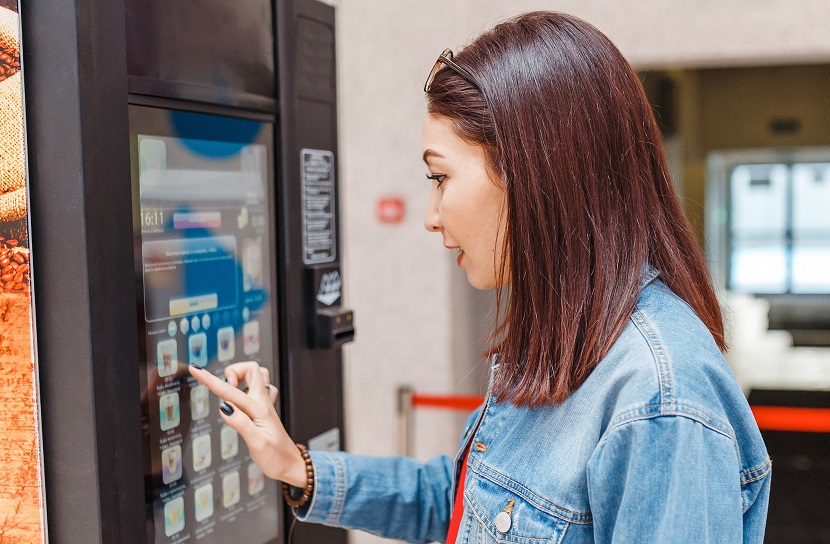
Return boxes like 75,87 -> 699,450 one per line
422,114 -> 508,290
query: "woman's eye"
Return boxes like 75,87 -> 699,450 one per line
426,173 -> 446,186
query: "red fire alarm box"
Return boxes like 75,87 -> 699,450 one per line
377,197 -> 405,224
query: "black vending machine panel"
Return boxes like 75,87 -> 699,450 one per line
27,0 -> 348,541
131,106 -> 282,544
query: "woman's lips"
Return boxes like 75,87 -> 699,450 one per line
456,250 -> 464,267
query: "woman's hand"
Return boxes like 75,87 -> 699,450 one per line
188,362 -> 307,488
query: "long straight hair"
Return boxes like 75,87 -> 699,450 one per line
426,12 -> 725,407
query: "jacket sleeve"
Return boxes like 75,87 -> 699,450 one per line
586,414 -> 746,543
295,451 -> 454,543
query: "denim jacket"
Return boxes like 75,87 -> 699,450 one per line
298,271 -> 771,543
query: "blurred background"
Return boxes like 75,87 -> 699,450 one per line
333,1 -> 830,543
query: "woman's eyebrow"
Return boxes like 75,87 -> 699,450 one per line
422,149 -> 445,163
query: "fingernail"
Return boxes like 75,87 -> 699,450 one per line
220,402 -> 234,416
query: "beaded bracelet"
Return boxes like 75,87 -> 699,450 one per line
282,443 -> 314,509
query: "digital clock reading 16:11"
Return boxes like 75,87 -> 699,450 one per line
141,210 -> 165,228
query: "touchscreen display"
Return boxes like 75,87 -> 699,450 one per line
131,106 -> 280,544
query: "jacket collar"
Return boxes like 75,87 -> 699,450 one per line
639,264 -> 660,290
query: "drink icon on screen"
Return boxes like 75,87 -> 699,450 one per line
243,237 -> 263,293
159,393 -> 180,431
190,384 -> 210,420
194,483 -> 214,522
222,471 -> 241,508
220,425 -> 238,460
192,434 -> 212,472
162,445 -> 182,484
217,326 -> 235,362
157,339 -> 178,378
189,332 -> 208,367
243,320 -> 260,355
164,496 -> 185,536
248,462 -> 265,495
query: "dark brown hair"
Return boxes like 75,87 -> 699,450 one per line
426,11 -> 725,407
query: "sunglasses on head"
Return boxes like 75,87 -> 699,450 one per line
424,48 -> 480,93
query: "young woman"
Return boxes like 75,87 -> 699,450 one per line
190,11 -> 771,543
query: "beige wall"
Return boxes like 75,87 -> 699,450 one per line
334,2 -> 830,543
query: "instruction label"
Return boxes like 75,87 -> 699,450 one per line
301,149 -> 336,264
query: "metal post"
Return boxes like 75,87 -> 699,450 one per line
397,385 -> 414,457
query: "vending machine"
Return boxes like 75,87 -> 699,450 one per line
24,0 -> 351,543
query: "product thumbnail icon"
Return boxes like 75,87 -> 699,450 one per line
159,393 -> 180,431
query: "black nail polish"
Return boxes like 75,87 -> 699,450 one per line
220,402 -> 234,416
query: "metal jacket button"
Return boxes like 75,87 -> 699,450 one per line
495,511 -> 511,533
495,498 -> 514,533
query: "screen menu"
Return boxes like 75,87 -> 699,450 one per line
131,106 -> 280,544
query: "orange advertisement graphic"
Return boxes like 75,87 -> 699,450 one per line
0,2 -> 45,543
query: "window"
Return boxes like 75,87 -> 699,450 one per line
729,162 -> 830,294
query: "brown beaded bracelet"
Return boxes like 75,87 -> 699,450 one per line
282,443 -> 314,509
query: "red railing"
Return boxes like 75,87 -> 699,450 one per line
750,406 -> 830,433
397,387 -> 484,456
411,394 -> 485,412
397,386 -> 830,455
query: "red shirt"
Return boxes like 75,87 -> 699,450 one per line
445,449 -> 470,544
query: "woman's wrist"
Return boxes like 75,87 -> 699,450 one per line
281,443 -> 309,488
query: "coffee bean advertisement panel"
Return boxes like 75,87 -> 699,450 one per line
0,1 -> 45,542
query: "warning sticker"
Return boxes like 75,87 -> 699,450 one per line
301,149 -> 336,264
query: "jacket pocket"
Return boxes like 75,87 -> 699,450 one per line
464,473 -> 567,544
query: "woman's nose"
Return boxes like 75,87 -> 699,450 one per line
424,190 -> 441,232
